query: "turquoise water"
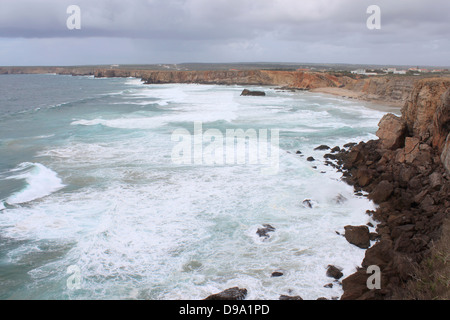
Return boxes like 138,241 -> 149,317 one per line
0,74 -> 389,300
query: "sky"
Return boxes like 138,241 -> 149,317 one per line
0,0 -> 449,67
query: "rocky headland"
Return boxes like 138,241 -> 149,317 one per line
331,78 -> 450,300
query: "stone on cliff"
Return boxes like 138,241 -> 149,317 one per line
344,225 -> 371,249
240,89 -> 266,96
341,269 -> 370,300
368,180 -> 394,203
376,113 -> 406,150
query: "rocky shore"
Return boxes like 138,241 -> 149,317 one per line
1,66 -> 448,299
331,78 -> 450,299
203,78 -> 449,300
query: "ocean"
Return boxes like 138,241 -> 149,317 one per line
0,74 -> 396,300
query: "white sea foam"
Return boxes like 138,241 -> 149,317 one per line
0,82 -> 386,300
5,162 -> 65,205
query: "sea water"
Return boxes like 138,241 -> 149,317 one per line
0,74 -> 399,300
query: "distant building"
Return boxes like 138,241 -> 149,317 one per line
351,69 -> 367,75
351,69 -> 379,76
384,68 -> 406,75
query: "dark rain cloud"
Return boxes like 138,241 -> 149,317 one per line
0,0 -> 448,66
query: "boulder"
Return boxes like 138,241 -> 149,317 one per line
376,113 -> 406,150
368,180 -> 394,203
344,225 -> 371,249
326,265 -> 344,280
341,269 -> 370,300
314,145 -> 330,151
331,146 -> 341,153
429,172 -> 443,190
204,287 -> 248,300
356,167 -> 374,187
302,199 -> 313,208
271,271 -> 284,277
256,224 -> 276,239
241,89 -> 265,96
279,295 -> 303,300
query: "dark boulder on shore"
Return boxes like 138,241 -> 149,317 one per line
302,199 -> 313,208
241,89 -> 266,96
344,225 -> 371,249
314,145 -> 330,151
279,295 -> 303,300
326,265 -> 344,280
204,287 -> 248,300
271,271 -> 284,277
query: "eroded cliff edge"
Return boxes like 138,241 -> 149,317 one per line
1,66 -> 433,106
335,78 -> 450,300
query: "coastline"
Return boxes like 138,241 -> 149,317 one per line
310,87 -> 404,109
333,78 -> 450,300
1,69 -> 448,300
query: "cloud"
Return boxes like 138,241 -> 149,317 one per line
0,0 -> 448,66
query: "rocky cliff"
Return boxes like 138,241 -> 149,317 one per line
95,69 -> 351,89
1,66 -> 440,106
344,76 -> 417,106
334,78 -> 450,300
94,68 -> 426,106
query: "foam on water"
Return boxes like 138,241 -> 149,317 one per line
4,162 -> 65,205
0,79 -> 390,300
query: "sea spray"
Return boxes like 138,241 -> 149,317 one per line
5,162 -> 65,205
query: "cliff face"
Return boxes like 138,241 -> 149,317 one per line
117,69 -> 351,89
401,79 -> 450,154
344,76 -> 417,105
336,78 -> 450,300
0,66 -> 431,106
106,69 -> 419,105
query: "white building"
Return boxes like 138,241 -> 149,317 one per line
385,68 -> 407,75
351,69 -> 367,75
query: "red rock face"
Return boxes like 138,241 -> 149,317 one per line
402,78 -> 450,144
376,113 -> 407,150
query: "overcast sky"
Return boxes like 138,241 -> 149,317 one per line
0,0 -> 449,66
